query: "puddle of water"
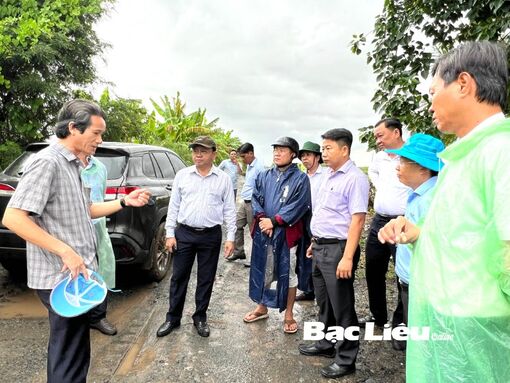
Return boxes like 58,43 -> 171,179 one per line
114,331 -> 157,375
0,290 -> 46,319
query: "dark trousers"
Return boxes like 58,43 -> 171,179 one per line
36,289 -> 90,383
312,241 -> 360,367
88,293 -> 107,323
400,281 -> 409,326
166,224 -> 222,324
365,213 -> 404,326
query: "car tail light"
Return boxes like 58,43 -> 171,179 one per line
105,186 -> 140,200
0,183 -> 16,196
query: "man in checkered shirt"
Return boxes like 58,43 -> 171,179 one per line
2,99 -> 151,383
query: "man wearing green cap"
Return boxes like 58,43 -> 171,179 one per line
378,41 -> 510,382
385,133 -> 444,351
295,141 -> 324,301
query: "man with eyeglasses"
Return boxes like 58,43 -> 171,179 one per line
378,41 -> 510,382
157,136 -> 236,338
384,133 -> 444,351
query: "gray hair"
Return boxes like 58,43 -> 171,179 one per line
432,41 -> 509,110
54,99 -> 106,138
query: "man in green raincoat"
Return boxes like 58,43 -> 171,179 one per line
378,41 -> 510,382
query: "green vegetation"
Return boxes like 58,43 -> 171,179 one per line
0,1 -> 241,168
351,0 -> 510,149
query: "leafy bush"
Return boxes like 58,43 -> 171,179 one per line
0,141 -> 22,171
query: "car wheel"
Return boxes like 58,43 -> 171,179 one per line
0,259 -> 27,282
147,222 -> 172,282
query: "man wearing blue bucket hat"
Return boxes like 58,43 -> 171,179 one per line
378,41 -> 510,382
2,100 -> 151,383
385,133 -> 444,351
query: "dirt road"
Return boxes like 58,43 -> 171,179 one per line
0,244 -> 405,382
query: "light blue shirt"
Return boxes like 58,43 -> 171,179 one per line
165,165 -> 237,241
240,157 -> 265,201
218,159 -> 239,189
395,176 -> 438,284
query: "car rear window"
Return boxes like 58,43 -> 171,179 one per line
3,152 -> 37,177
94,155 -> 127,179
4,151 -> 127,180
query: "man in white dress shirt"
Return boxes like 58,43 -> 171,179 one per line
360,118 -> 410,339
156,136 -> 236,338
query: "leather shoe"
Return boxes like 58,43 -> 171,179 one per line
295,291 -> 315,301
392,338 -> 407,351
156,321 -> 180,337
320,362 -> 355,379
90,318 -> 117,336
226,253 -> 246,261
298,343 -> 335,358
358,315 -> 386,328
194,321 -> 210,337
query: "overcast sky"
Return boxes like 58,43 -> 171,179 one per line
93,0 -> 384,166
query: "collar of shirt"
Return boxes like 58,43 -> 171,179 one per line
189,165 -> 219,177
326,159 -> 354,175
248,157 -> 259,169
308,165 -> 324,177
53,142 -> 79,163
408,176 -> 438,203
461,112 -> 506,140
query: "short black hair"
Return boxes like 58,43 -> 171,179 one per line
237,142 -> 254,154
54,99 -> 105,138
374,118 -> 402,137
321,128 -> 353,151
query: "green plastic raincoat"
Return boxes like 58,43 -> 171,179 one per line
81,156 -> 116,289
407,117 -> 510,382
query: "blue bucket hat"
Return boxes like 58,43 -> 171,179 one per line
50,270 -> 107,317
386,133 -> 445,172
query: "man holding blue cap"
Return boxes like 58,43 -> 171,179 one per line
2,100 -> 151,383
385,133 -> 444,351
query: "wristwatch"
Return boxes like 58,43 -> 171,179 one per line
119,197 -> 127,208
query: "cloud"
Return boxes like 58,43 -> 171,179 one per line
93,0 -> 382,166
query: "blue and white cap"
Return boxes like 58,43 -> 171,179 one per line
50,270 -> 107,317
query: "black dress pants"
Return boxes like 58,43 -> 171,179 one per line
88,293 -> 107,323
36,289 -> 90,383
365,213 -> 404,326
312,241 -> 360,367
166,224 -> 222,324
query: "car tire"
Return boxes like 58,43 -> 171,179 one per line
0,259 -> 27,282
147,222 -> 172,282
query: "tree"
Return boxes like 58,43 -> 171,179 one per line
0,0 -> 111,146
141,93 -> 241,164
351,0 -> 510,149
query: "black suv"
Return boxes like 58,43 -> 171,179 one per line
0,142 -> 187,281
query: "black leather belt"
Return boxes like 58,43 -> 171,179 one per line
376,213 -> 398,219
179,223 -> 220,233
244,200 -> 251,204
312,237 -> 345,245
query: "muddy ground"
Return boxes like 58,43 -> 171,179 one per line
0,215 -> 405,383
